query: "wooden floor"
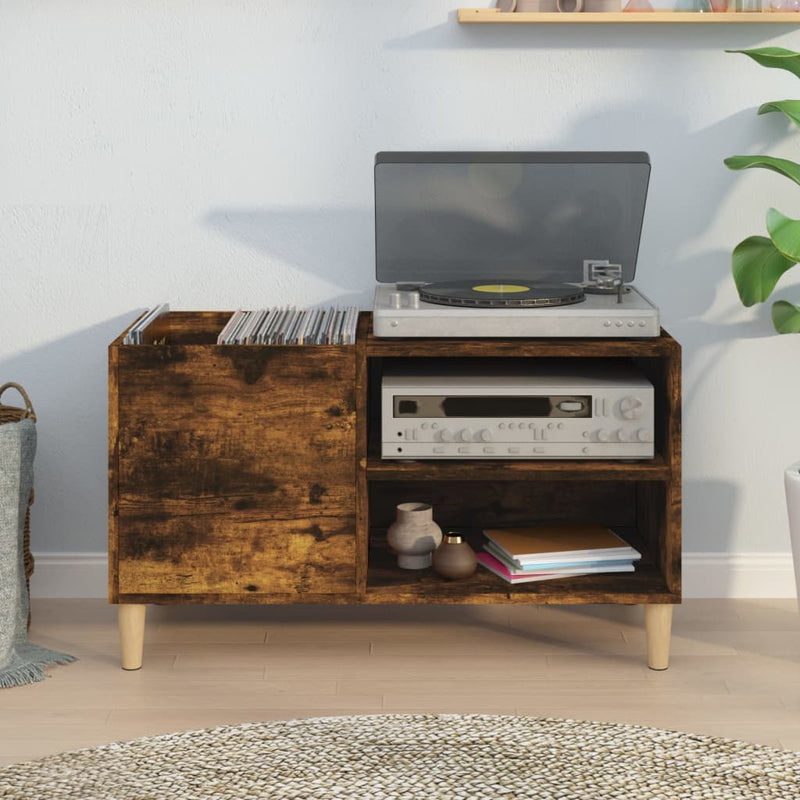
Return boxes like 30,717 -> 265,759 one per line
1,598 -> 798,766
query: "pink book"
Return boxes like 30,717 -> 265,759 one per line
476,552 -> 588,584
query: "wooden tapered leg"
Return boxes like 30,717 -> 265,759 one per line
644,603 -> 673,670
118,604 -> 147,670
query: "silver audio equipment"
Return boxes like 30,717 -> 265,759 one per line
381,360 -> 654,460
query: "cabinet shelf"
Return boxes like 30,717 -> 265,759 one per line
458,8 -> 800,22
365,533 -> 675,604
366,455 -> 671,481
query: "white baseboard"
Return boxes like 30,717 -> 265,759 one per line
27,551 -> 798,600
29,552 -> 108,599
682,552 -> 797,599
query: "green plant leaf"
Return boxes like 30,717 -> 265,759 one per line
771,300 -> 800,333
731,235 -> 796,306
758,100 -> 800,128
726,48 -> 800,79
724,155 -> 800,187
766,207 -> 800,261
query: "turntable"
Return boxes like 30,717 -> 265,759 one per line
372,151 -> 660,338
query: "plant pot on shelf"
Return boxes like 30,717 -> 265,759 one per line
387,503 -> 443,569
784,462 -> 800,609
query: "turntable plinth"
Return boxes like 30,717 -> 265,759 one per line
109,311 -> 681,670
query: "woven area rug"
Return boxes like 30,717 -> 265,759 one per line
1,714 -> 798,799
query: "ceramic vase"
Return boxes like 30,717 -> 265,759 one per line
784,462 -> 800,610
432,532 -> 478,580
387,503 -> 443,569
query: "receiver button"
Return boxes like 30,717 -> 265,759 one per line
478,429 -> 492,442
619,396 -> 643,420
440,429 -> 454,442
596,429 -> 610,442
558,400 -> 584,412
637,428 -> 653,442
458,428 -> 473,442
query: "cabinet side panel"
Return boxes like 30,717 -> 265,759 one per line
115,344 -> 357,597
108,344 -> 120,602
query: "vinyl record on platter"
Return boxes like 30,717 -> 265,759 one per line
418,280 -> 586,308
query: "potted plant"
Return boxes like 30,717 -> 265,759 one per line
725,46 -> 800,605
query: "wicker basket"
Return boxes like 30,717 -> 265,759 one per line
0,382 -> 37,601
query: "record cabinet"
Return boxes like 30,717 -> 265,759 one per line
109,311 -> 681,671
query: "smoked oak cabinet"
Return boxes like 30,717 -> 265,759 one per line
109,311 -> 681,671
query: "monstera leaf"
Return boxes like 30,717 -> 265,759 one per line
772,300 -> 800,333
731,235 -> 797,306
766,207 -> 800,261
724,155 -> 800,188
726,48 -> 800,79
758,100 -> 800,128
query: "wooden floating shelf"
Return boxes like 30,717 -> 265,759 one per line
458,8 -> 800,22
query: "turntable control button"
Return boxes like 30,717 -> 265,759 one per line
440,429 -> 454,442
478,429 -> 492,442
388,292 -> 402,309
596,429 -> 610,442
458,428 -> 473,442
637,428 -> 652,442
407,293 -> 420,309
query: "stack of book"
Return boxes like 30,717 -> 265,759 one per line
476,523 -> 641,584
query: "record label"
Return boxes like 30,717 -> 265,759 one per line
472,284 -> 530,294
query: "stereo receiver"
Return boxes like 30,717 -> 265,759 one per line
381,360 -> 654,460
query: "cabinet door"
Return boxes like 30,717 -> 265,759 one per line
112,345 -> 357,600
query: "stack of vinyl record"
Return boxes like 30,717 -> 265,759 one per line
217,306 -> 359,346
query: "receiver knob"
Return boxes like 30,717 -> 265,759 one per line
458,428 -> 473,442
618,396 -> 643,420
596,429 -> 610,442
616,428 -> 634,442
478,429 -> 492,442
637,428 -> 652,442
440,429 -> 454,442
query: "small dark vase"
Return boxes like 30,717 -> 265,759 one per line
432,532 -> 478,580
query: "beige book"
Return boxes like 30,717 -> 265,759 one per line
483,523 -> 639,564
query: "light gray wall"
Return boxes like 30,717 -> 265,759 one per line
2,1 -> 799,556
